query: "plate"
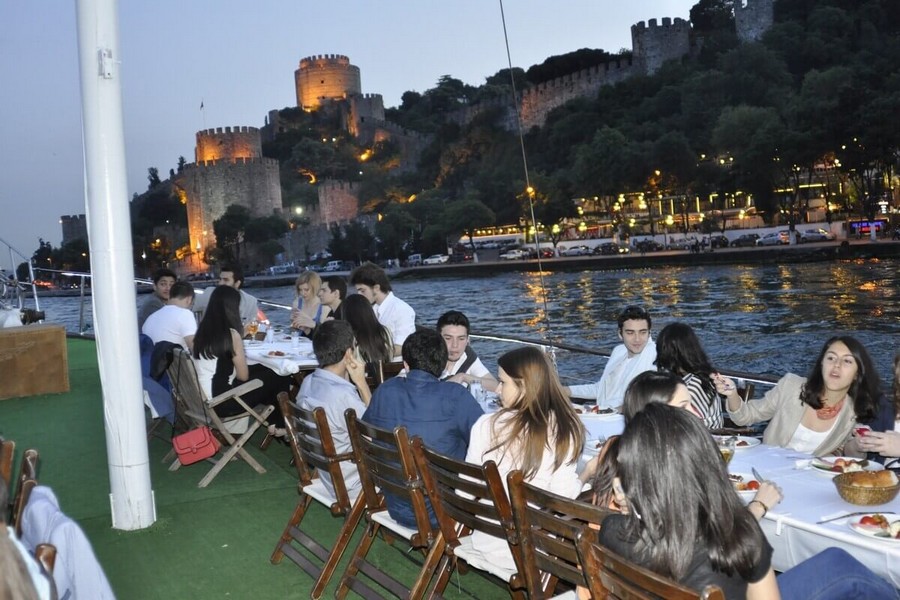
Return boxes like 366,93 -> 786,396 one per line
848,515 -> 900,543
733,436 -> 761,450
810,457 -> 884,477
729,472 -> 760,501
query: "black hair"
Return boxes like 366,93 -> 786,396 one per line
152,268 -> 176,284
654,322 -> 717,397
321,275 -> 347,300
617,404 -> 767,581
343,294 -> 393,364
622,370 -> 685,423
617,305 -> 651,331
169,281 -> 195,300
193,286 -> 242,360
402,329 -> 447,377
436,310 -> 470,334
801,335 -> 880,422
349,262 -> 391,293
312,320 -> 355,367
219,264 -> 244,287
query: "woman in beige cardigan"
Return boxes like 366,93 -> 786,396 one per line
714,336 -> 881,457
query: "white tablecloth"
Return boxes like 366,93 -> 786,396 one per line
731,444 -> 900,586
243,338 -> 317,376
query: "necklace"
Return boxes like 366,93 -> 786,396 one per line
815,397 -> 845,420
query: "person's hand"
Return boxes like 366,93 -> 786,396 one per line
346,353 -> 367,386
752,481 -> 783,511
857,430 -> 900,458
291,313 -> 315,331
711,373 -> 737,396
579,455 -> 601,483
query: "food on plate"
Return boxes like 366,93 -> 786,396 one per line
267,350 -> 285,357
846,470 -> 899,488
855,514 -> 900,539
736,439 -> 750,447
813,457 -> 869,473
728,473 -> 760,492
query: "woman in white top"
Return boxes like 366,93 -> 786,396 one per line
290,271 -> 330,335
717,336 -> 882,456
465,346 -> 596,572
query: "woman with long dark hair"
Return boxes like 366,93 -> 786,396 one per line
341,294 -> 393,365
465,347 -> 594,571
193,285 -> 291,432
654,322 -> 723,428
602,403 -> 897,599
857,353 -> 900,461
720,335 -> 881,456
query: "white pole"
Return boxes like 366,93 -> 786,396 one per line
75,0 -> 156,530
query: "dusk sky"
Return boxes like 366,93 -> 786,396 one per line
0,0 -> 697,271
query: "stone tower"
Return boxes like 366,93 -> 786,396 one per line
631,17 -> 692,75
177,126 -> 282,256
735,0 -> 775,43
295,54 -> 362,110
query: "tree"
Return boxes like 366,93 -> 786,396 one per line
443,196 -> 496,251
147,167 -> 161,189
375,203 -> 418,259
244,215 -> 289,244
213,204 -> 252,264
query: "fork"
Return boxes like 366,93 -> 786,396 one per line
816,511 -> 897,525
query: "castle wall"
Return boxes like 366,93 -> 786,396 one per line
60,214 -> 88,245
631,17 -> 691,75
295,54 -> 362,110
348,93 -> 385,139
195,126 -> 262,163
314,180 -> 360,227
179,157 -> 282,253
735,0 -> 774,43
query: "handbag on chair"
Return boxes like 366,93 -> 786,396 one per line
172,427 -> 220,465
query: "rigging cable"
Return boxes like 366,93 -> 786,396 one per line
498,0 -> 558,363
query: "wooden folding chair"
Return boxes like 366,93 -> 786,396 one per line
35,543 -> 57,574
335,412 -> 442,600
271,393 -> 365,599
411,437 -> 527,599
507,470 -> 613,599
9,448 -> 39,535
166,348 -> 275,487
0,438 -> 15,491
574,526 -> 725,600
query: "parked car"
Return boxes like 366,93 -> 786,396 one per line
634,239 -> 664,252
756,231 -> 789,246
499,248 -> 527,260
406,253 -> 423,267
423,254 -> 450,265
525,247 -> 555,259
800,228 -> 836,243
594,242 -> 629,255
449,250 -> 474,263
730,233 -> 760,247
560,245 -> 590,256
709,235 -> 730,249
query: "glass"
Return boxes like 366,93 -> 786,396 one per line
290,329 -> 300,350
246,319 -> 259,339
582,401 -> 597,414
717,436 -> 735,466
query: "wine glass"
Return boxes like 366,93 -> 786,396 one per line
716,436 -> 735,466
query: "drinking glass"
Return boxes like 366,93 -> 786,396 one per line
246,319 -> 259,339
717,436 -> 735,466
290,329 -> 300,350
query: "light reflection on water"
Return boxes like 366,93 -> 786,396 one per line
39,260 -> 900,388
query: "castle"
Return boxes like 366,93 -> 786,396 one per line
60,214 -> 88,245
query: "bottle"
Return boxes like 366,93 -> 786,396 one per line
264,326 -> 274,344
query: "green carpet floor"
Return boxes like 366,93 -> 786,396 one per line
0,338 -> 499,599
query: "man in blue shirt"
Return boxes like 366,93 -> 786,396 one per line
363,329 -> 483,528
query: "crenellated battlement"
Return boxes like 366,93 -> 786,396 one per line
299,54 -> 351,69
360,93 -> 382,101
631,16 -> 691,75
195,126 -> 263,163
296,54 -> 361,110
734,0 -> 774,42
196,126 -> 259,137
523,57 -> 634,98
317,179 -> 360,192
186,156 -> 280,169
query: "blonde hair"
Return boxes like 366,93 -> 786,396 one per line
488,347 -> 584,479
295,271 -> 322,297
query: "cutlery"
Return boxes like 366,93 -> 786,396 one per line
816,511 -> 897,525
751,467 -> 765,483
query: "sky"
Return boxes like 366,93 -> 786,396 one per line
0,0 -> 697,271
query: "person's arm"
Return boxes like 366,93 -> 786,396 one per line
346,352 -> 372,405
747,481 -> 783,521
183,335 -> 195,352
230,328 -> 250,381
446,371 -> 500,392
723,374 -> 793,426
747,569 -> 781,600
857,430 -> 900,458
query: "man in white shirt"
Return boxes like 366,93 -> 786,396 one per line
350,262 -> 415,356
141,281 -> 197,350
297,320 -> 371,498
437,310 -> 499,392
567,305 -> 657,409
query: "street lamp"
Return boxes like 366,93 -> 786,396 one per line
664,215 -> 674,248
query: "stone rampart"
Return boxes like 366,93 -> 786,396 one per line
735,0 -> 774,42
295,54 -> 361,109
631,17 -> 691,75
195,126 -> 262,162
60,214 -> 88,245
314,180 -> 360,227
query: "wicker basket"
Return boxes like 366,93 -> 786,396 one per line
832,473 -> 900,506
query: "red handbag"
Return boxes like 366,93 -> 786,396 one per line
173,426 -> 220,465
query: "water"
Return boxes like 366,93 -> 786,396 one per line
37,260 -> 900,387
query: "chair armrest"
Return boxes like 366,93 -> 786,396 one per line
207,379 -> 263,408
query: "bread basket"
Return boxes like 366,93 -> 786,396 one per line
832,472 -> 900,506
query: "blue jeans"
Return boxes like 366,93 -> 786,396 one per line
777,548 -> 899,600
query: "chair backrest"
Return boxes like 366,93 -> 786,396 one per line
574,526 -> 725,600
344,411 -> 433,547
0,439 -> 15,491
278,392 -> 355,516
507,469 -> 613,598
10,449 -> 39,536
166,347 -> 211,427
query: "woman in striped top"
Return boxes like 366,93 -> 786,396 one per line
654,322 -> 723,429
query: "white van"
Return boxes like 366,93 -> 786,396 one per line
324,260 -> 344,272
407,254 -> 423,267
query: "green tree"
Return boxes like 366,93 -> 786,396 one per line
443,196 -> 496,251
147,167 -> 161,189
213,204 -> 252,264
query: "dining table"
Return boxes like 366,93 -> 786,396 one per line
243,337 -> 318,375
730,443 -> 900,587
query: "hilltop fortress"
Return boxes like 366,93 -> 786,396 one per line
168,1 -> 773,268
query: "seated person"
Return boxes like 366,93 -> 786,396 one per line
655,322 -> 723,429
363,329 -> 483,527
290,271 -> 331,335
718,335 -> 881,457
141,280 -> 197,350
319,275 -> 347,321
436,310 -> 499,392
297,320 -> 371,498
566,305 -> 656,409
193,265 -> 260,329
137,268 -> 175,330
856,353 -> 900,462
350,262 -> 415,356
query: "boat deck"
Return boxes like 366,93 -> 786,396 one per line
1,338 -> 495,598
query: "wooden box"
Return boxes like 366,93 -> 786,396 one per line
0,324 -> 69,400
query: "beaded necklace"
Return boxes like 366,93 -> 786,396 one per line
815,396 -> 845,420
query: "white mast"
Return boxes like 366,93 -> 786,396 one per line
75,0 -> 156,529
